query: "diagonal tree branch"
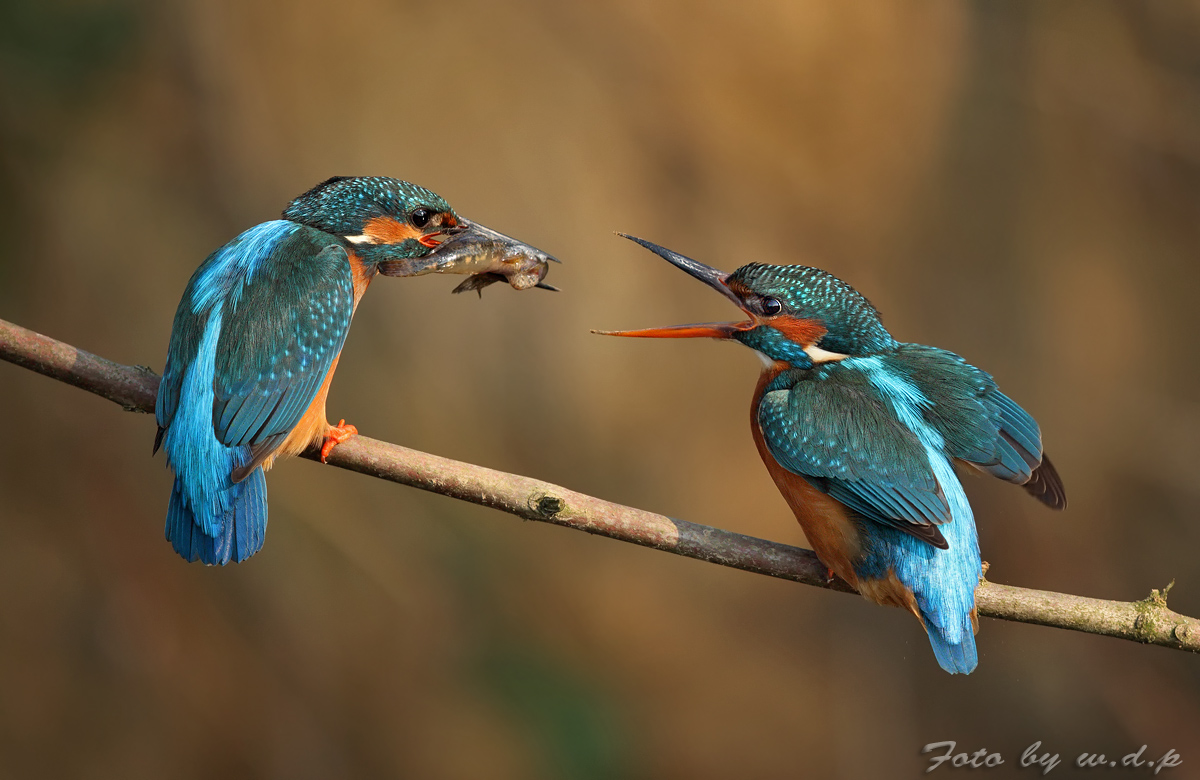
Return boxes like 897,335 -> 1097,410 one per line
2,315 -> 1197,654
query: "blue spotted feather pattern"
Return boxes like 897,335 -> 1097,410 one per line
759,364 -> 953,547
758,352 -> 987,673
156,221 -> 354,564
757,345 -> 1062,672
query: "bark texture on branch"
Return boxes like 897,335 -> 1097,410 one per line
2,316 -> 1197,654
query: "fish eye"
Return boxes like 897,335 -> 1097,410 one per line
762,297 -> 782,315
409,208 -> 433,228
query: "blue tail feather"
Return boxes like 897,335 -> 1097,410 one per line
851,433 -> 982,674
233,465 -> 268,561
924,614 -> 978,674
158,303 -> 270,565
165,465 -> 268,565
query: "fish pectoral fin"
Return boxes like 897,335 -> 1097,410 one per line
451,272 -> 505,295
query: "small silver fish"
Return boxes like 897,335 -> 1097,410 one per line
377,220 -> 559,295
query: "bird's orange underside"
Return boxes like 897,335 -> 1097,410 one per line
347,251 -> 374,306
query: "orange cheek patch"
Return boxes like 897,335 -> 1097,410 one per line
363,216 -> 423,244
766,315 -> 828,346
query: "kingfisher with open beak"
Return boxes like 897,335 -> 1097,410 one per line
155,175 -> 556,565
597,235 -> 1065,674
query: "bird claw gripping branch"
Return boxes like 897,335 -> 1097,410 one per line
320,419 -> 358,463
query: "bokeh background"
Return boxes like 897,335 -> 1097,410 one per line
2,1 -> 1199,777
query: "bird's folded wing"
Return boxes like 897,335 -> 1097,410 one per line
156,224 -> 356,484
758,372 -> 954,546
211,239 -> 354,466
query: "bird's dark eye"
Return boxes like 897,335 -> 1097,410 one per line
409,208 -> 433,228
762,297 -> 783,315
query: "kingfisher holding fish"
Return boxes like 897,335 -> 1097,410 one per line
597,236 -> 1064,674
155,175 -> 556,565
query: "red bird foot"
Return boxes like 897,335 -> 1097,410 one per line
320,419 -> 358,462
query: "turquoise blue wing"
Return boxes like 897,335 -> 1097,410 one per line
757,368 -> 953,548
157,221 -> 302,439
209,228 -> 354,474
154,220 -> 352,563
157,221 -> 354,479
882,345 -> 1066,508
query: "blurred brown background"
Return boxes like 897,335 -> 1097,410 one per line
2,1 -> 1199,778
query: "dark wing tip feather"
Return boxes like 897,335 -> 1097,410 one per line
998,429 -> 1040,471
906,522 -> 950,550
231,433 -> 287,484
1024,454 -> 1067,510
153,426 -> 166,455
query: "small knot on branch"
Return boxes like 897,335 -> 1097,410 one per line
528,493 -> 563,519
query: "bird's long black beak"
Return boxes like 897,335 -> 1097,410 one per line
378,218 -> 559,292
593,234 -> 752,339
435,219 -> 560,265
617,234 -> 739,305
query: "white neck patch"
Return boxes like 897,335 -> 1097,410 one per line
804,344 -> 849,364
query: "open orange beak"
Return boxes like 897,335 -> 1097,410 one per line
593,235 -> 753,339
594,321 -> 751,339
